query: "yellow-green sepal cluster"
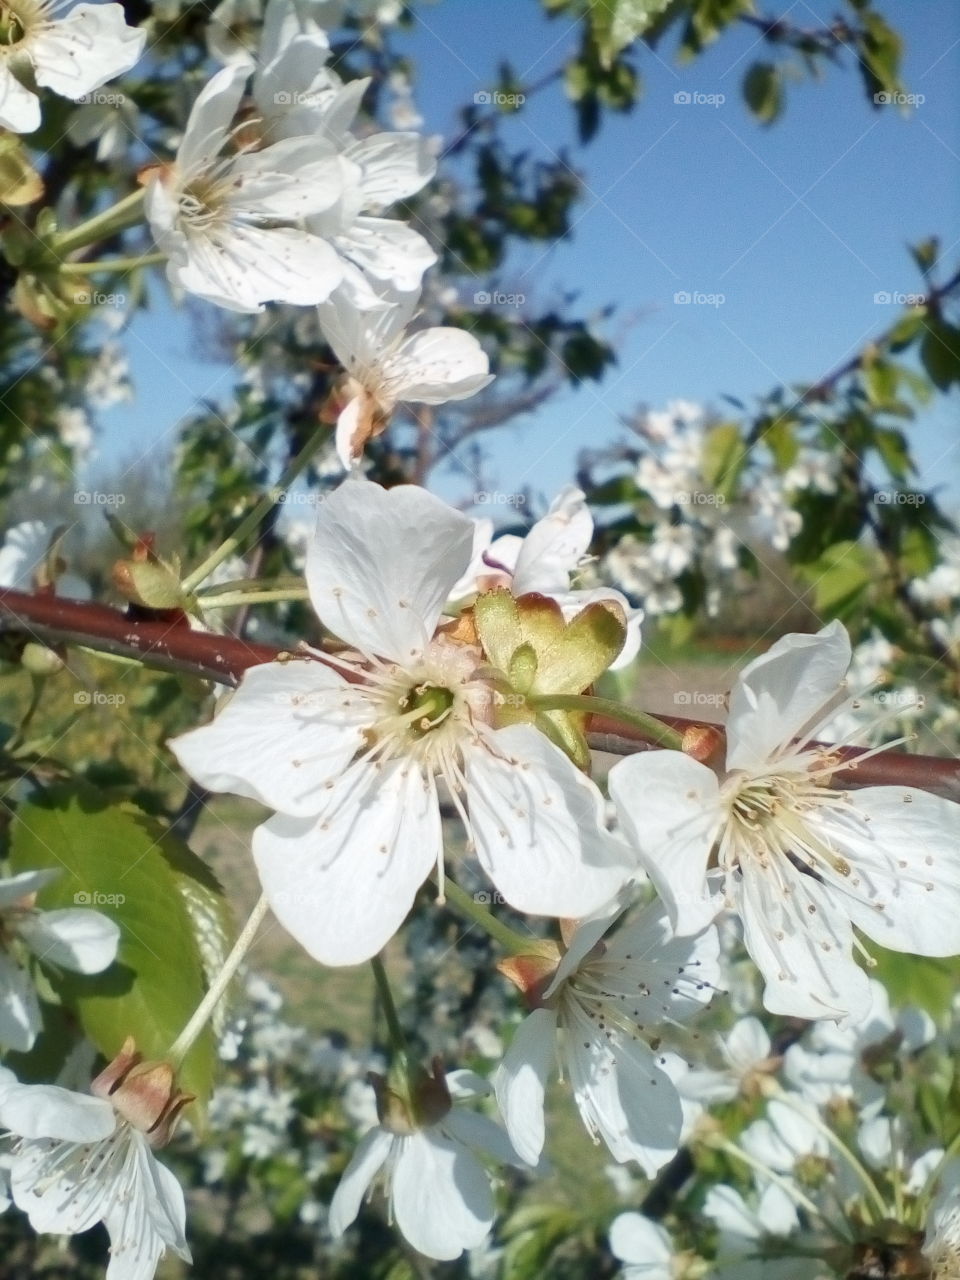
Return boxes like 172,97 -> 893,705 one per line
474,587 -> 626,768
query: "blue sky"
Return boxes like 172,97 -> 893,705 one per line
101,0 -> 960,507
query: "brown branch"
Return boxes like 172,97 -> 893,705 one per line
2,590 -> 958,801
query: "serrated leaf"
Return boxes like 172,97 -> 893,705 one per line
9,784 -> 218,1118
591,0 -> 673,64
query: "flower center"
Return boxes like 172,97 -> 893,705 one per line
398,683 -> 455,737
0,1 -> 34,46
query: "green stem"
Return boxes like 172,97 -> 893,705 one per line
181,435 -> 328,593
719,1140 -> 850,1241
7,675 -> 45,754
168,894 -> 269,1064
917,1123 -> 960,1216
54,188 -> 146,257
527,693 -> 684,750
772,1088 -> 889,1223
371,955 -> 407,1056
440,876 -> 551,955
63,252 -> 166,274
197,586 -> 311,610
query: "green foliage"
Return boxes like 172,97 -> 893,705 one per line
8,783 -> 226,1117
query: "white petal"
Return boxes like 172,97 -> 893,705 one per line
18,908 -> 119,974
818,787 -> 960,956
609,1211 -> 674,1269
334,215 -> 437,292
608,751 -> 722,935
0,952 -> 41,1052
737,863 -> 872,1024
168,660 -> 367,816
442,1108 -> 523,1169
493,1008 -> 557,1165
567,1032 -> 682,1174
317,284 -> 413,370
724,1016 -> 771,1070
176,64 -> 247,176
31,4 -> 145,100
0,1083 -> 115,1141
0,521 -> 51,590
465,723 -> 631,919
0,67 -> 40,133
388,327 -> 492,403
103,1135 -> 191,1279
726,621 -> 850,771
12,1137 -> 113,1234
329,1126 -> 393,1236
229,138 -> 343,219
253,758 -> 440,965
347,131 -> 435,207
702,1185 -> 760,1240
391,1130 -> 493,1260
0,867 -> 59,908
512,487 -> 593,596
306,477 -> 474,663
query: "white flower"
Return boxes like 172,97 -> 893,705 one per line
252,20 -> 437,303
494,899 -> 719,1175
0,0 -> 144,133
0,1067 -> 190,1280
740,1095 -> 828,1175
329,1068 -> 518,1261
609,621 -> 960,1024
317,285 -> 492,467
0,520 -> 89,597
678,1015 -> 778,1104
702,1183 -> 818,1280
171,478 -> 631,966
145,64 -> 346,313
455,487 -> 642,669
66,96 -> 138,162
0,869 -> 119,1051
609,1211 -> 678,1279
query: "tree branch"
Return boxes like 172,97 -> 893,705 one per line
2,590 -> 958,800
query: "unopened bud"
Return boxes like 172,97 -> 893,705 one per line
681,723 -> 725,763
112,557 -> 184,610
20,642 -> 64,676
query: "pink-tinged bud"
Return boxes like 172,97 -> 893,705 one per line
681,723 -> 725,764
498,946 -> 562,1009
91,1038 -> 194,1147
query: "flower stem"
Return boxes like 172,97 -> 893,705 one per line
370,955 -> 407,1056
526,693 -> 684,750
196,585 -> 311,610
54,189 -> 146,257
772,1088 -> 889,1223
440,876 -> 553,956
168,893 -> 269,1065
63,252 -> 166,274
718,1139 -> 851,1241
181,434 -> 329,593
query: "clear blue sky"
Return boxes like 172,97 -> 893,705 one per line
102,0 -> 960,507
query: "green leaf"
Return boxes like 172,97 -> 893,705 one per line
862,357 -> 899,408
920,320 -> 960,391
868,945 -> 960,1021
9,783 -> 221,1118
591,0 -> 673,64
701,421 -> 748,500
800,540 -> 874,616
743,62 -> 783,124
873,426 -> 912,482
